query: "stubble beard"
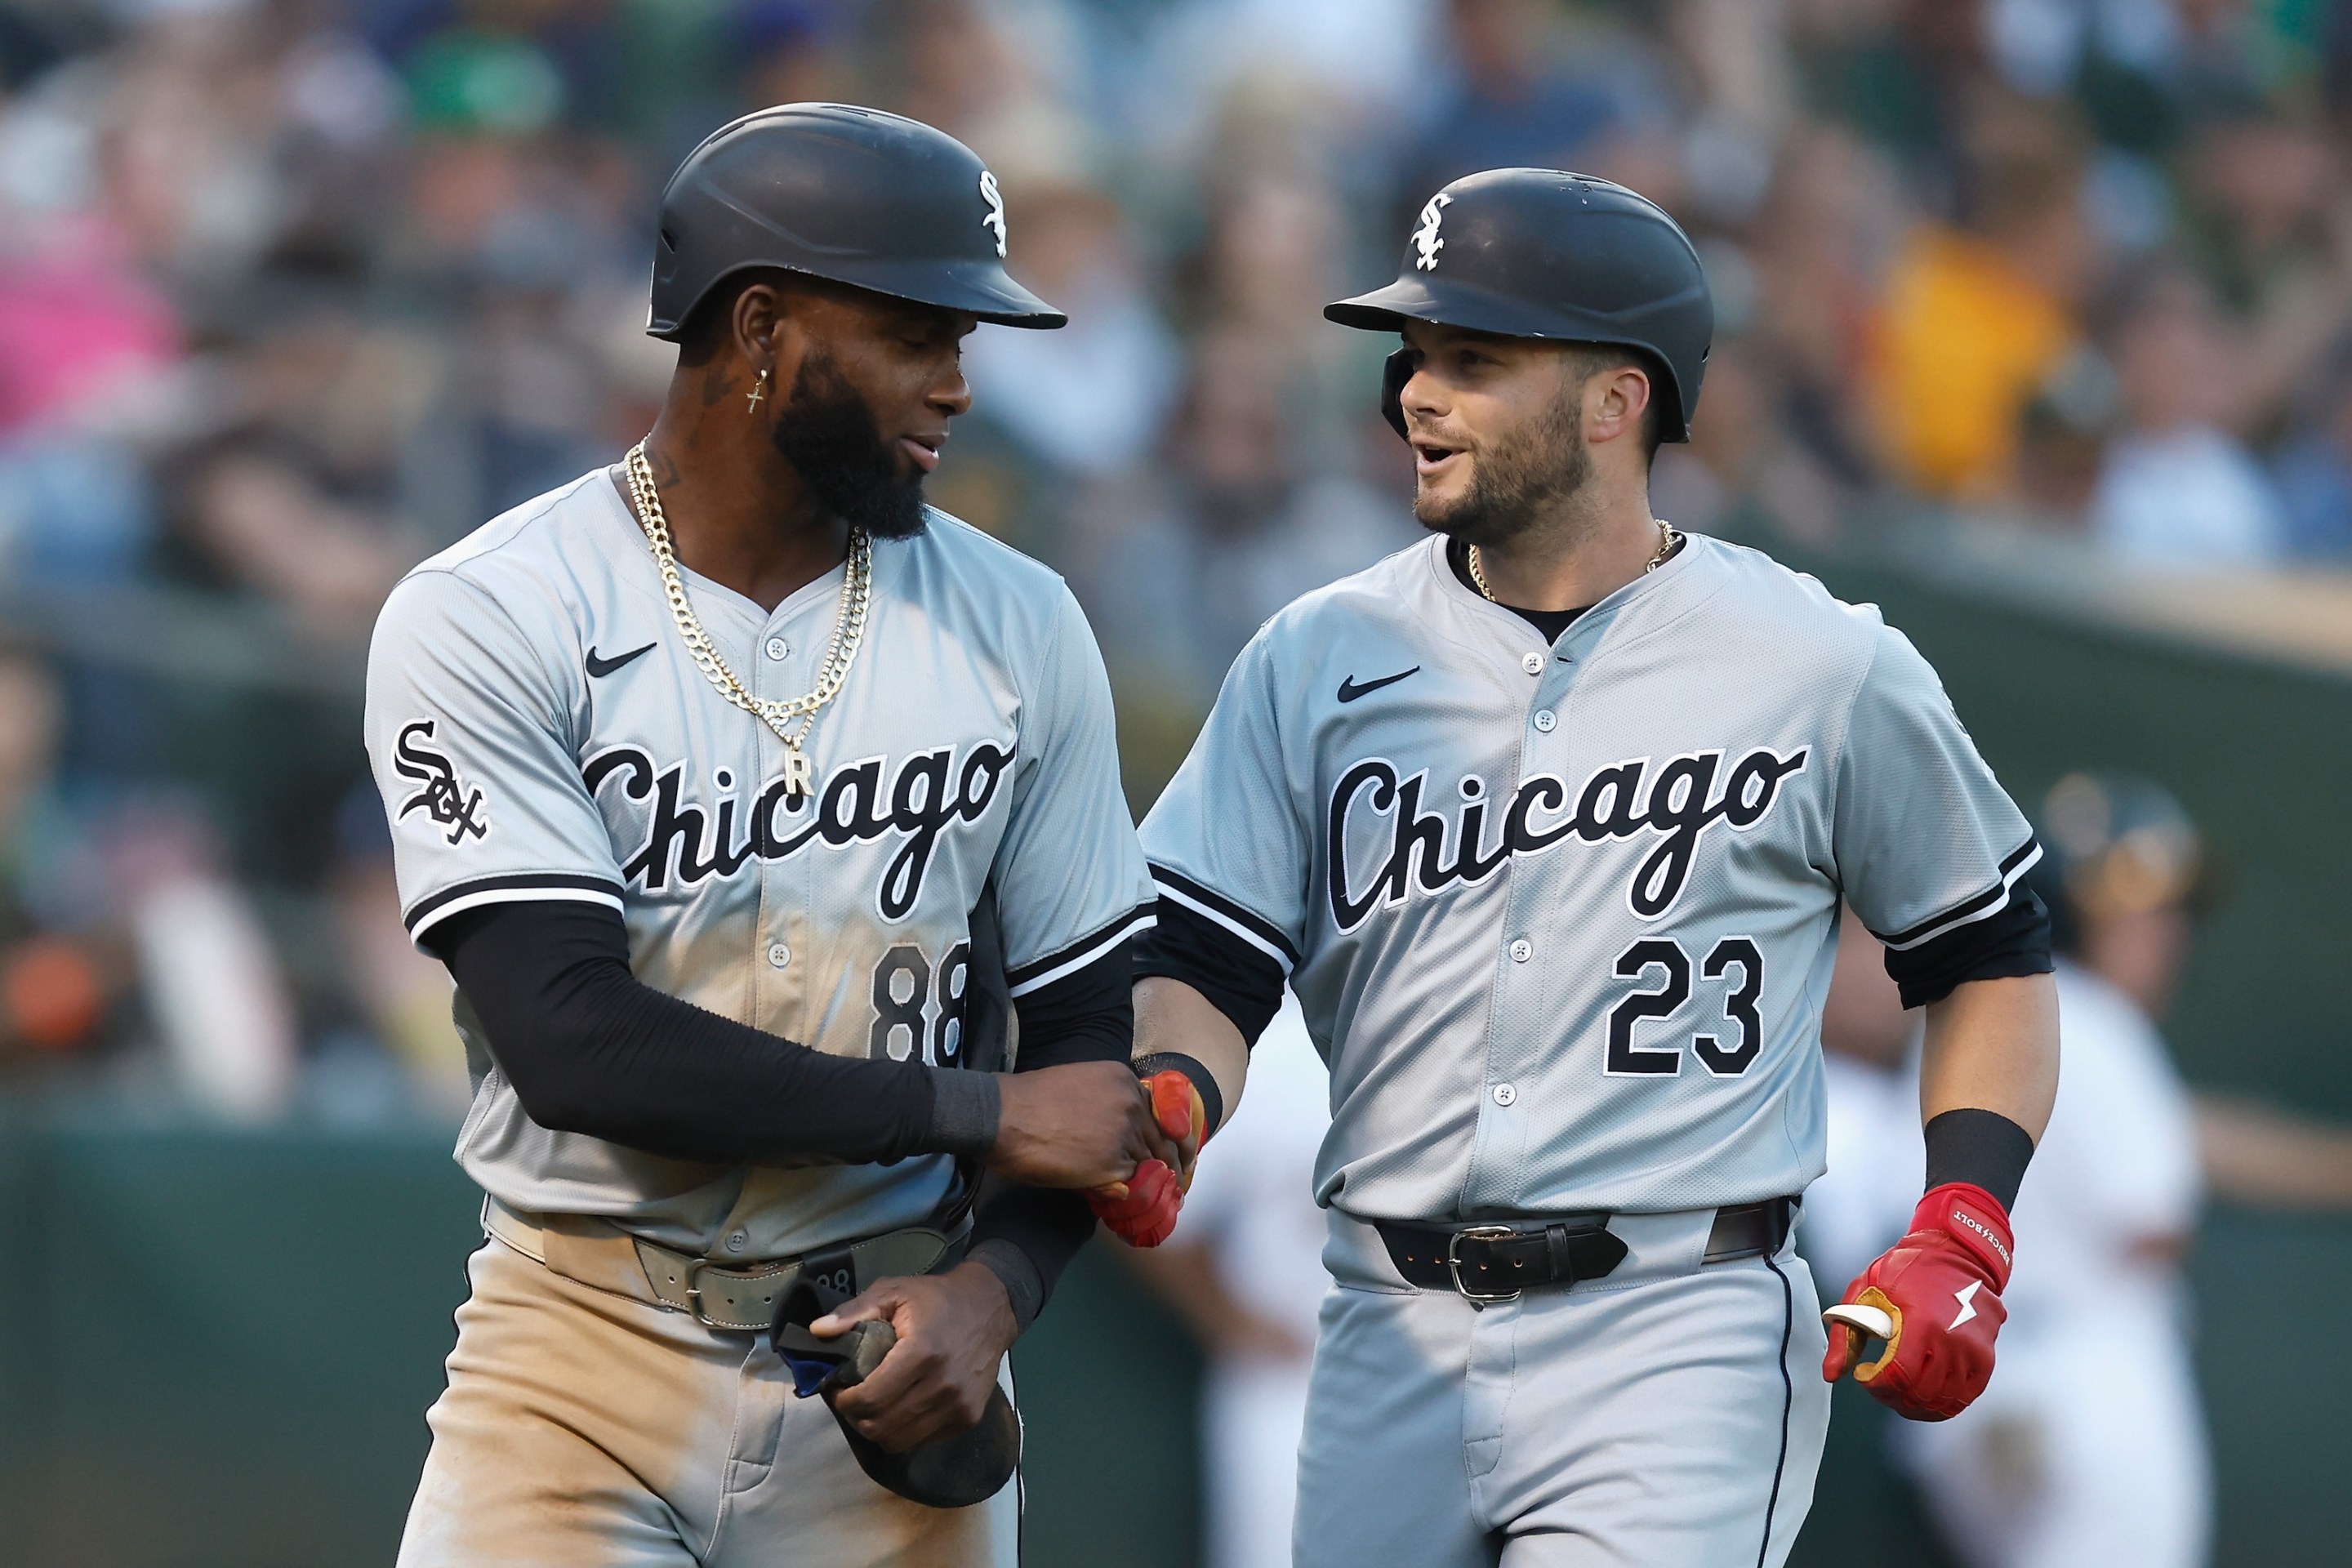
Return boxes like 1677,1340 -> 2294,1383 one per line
1414,398 -> 1592,550
769,352 -> 930,540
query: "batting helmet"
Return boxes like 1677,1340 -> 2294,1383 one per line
1325,169 -> 1712,443
646,103 -> 1066,342
2024,773 -> 2208,957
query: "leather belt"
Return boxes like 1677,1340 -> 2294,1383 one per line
1375,1197 -> 1797,1304
633,1227 -> 965,1331
484,1199 -> 966,1333
1703,1196 -> 1797,1264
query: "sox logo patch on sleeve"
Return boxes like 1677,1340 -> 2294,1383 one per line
1141,532 -> 2038,1218
394,719 -> 491,844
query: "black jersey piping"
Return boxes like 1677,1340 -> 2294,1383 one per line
403,872 -> 626,937
1148,865 -> 1300,969
1004,904 -> 1156,998
1871,838 -> 2042,951
1755,1248 -> 1797,1568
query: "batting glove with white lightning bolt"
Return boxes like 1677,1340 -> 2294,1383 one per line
1822,1182 -> 2015,1422
1087,1070 -> 1208,1249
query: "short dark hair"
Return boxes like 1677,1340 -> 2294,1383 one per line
1565,343 -> 1667,463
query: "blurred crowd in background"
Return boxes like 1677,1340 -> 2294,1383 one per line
4,5 -> 2352,1565
0,0 -> 2350,1139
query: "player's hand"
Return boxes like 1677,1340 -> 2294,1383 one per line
1088,1156 -> 1182,1247
988,1061 -> 1179,1189
813,1263 -> 1018,1453
1823,1183 -> 2014,1422
1087,1071 -> 1209,1248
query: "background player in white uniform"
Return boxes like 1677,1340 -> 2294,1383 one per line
1815,773 -> 2352,1568
365,106 -> 1181,1568
1121,996 -> 1330,1568
1912,792 -> 2207,1568
1117,171 -> 2064,1568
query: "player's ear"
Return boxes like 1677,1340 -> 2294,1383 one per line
731,278 -> 791,385
1584,359 -> 1651,448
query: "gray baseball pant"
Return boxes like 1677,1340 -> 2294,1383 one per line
1294,1208 -> 1830,1568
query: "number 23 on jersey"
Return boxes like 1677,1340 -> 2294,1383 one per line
1606,935 -> 1763,1077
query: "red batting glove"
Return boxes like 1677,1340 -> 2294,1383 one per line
1088,1157 -> 1182,1248
1146,1070 -> 1208,1190
1088,1070 -> 1211,1249
1823,1183 -> 2015,1422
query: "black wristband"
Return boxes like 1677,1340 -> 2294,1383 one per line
967,1237 -> 1046,1334
967,1177 -> 1094,1334
1922,1107 -> 2035,1211
924,1070 -> 1001,1160
1134,1050 -> 1224,1137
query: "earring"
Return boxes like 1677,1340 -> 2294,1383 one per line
746,368 -> 770,414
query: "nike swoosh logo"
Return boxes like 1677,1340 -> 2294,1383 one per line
1337,666 -> 1420,704
586,643 -> 657,678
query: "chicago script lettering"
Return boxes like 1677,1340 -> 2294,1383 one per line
1327,746 -> 1808,929
583,742 -> 1013,920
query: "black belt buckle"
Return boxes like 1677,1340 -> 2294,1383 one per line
1446,1224 -> 1525,1303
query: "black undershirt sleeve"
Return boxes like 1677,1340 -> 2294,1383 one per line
1878,886 -> 2055,1010
1132,898 -> 1286,1047
1004,939 -> 1134,1071
429,899 -> 998,1167
967,939 -> 1137,1333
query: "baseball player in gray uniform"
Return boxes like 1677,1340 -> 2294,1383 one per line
366,106 -> 1179,1567
1121,172 -> 2064,1566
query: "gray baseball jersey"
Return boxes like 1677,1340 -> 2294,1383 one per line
1141,532 -> 2037,1222
366,468 -> 1154,1258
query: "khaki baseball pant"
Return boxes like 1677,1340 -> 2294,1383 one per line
397,1235 -> 1019,1568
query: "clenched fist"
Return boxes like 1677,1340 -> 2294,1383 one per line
1089,1070 -> 1208,1248
1824,1182 -> 2015,1422
988,1061 -> 1180,1189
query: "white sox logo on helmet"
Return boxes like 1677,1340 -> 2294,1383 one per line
978,170 -> 1009,257
1411,193 -> 1453,271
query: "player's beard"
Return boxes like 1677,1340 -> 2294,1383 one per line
770,353 -> 930,540
1414,396 -> 1592,549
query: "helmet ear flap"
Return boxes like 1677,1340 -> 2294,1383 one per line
1380,348 -> 1413,441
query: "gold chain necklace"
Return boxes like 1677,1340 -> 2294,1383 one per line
1468,519 -> 1679,603
621,442 -> 871,796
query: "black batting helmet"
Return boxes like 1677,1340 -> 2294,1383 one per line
1326,169 -> 1712,443
647,103 -> 1066,342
